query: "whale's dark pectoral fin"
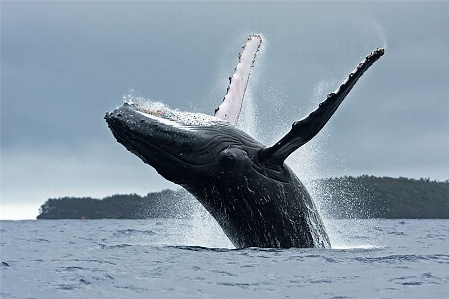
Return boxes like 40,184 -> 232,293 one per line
259,48 -> 385,167
214,34 -> 262,125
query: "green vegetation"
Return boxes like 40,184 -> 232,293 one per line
318,175 -> 449,219
37,190 -> 193,220
37,176 -> 449,219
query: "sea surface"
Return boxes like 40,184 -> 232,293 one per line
1,219 -> 448,299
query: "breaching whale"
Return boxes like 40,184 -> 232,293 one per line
105,34 -> 384,248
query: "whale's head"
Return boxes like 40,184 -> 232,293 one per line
105,103 -> 265,186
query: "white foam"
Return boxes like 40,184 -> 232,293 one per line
123,92 -> 225,127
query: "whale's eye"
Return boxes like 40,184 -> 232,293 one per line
218,148 -> 248,169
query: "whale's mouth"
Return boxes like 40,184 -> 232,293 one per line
105,112 -> 193,165
107,121 -> 189,165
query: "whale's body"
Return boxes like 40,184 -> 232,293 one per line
106,104 -> 330,248
105,35 -> 384,248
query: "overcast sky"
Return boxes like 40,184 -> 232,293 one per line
2,1 -> 448,220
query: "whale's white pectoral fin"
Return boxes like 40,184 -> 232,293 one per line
214,34 -> 262,125
259,48 -> 385,167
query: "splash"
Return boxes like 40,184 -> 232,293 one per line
236,75 -> 260,139
185,202 -> 234,249
122,91 -> 227,127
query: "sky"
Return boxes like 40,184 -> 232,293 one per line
1,1 -> 448,220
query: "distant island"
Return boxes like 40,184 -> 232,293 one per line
37,176 -> 449,219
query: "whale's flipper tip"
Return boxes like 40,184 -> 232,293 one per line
367,48 -> 385,61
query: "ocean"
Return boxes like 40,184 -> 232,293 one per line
1,218 -> 448,299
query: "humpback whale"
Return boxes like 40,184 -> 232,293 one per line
105,34 -> 384,248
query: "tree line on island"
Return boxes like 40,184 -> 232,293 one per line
37,176 -> 449,220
